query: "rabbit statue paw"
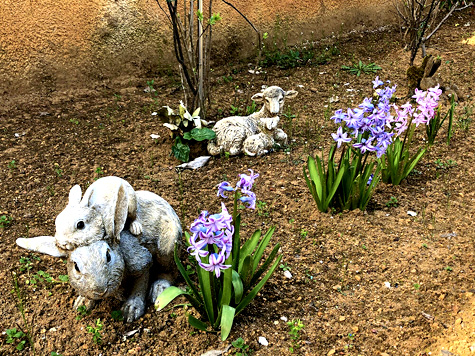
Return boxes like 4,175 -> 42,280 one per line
129,220 -> 143,236
73,295 -> 97,311
148,279 -> 172,303
121,295 -> 146,323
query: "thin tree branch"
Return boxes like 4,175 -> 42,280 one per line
424,1 -> 460,41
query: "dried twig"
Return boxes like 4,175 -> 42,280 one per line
395,0 -> 473,64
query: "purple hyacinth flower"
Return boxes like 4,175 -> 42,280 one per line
428,85 -> 442,99
412,88 -> 426,104
217,181 -> 235,199
372,76 -> 384,89
190,210 -> 208,234
359,97 -> 374,113
353,138 -> 375,154
215,229 -> 233,259
236,169 -> 259,191
187,233 -> 209,260
330,109 -> 347,124
367,174 -> 374,186
239,190 -> 256,209
199,252 -> 231,278
331,126 -> 352,148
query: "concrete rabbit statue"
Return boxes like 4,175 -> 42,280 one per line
53,176 -> 142,252
16,186 -> 182,322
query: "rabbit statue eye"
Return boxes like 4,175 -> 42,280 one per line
74,262 -> 81,273
76,221 -> 85,230
106,250 -> 111,263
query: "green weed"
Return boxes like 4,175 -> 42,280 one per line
386,196 -> 398,208
232,337 -> 252,356
86,318 -> 103,344
5,328 -> 27,351
10,272 -> 35,352
256,200 -> 269,217
341,61 -> 381,76
287,319 -> 305,353
76,305 -> 90,320
0,214 -> 13,228
8,160 -> 16,170
111,310 -> 124,321
53,163 -> 63,177
279,263 -> 291,272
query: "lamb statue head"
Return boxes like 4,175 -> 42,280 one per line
251,86 -> 298,117
207,86 -> 298,157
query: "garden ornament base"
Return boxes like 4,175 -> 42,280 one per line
16,176 -> 182,322
207,86 -> 298,156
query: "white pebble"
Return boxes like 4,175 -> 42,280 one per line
280,316 -> 288,322
258,336 -> 269,346
283,270 -> 293,279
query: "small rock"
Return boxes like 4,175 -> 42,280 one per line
150,134 -> 160,139
329,96 -> 340,103
327,349 -> 336,355
280,316 -> 288,322
283,270 -> 293,279
258,336 -> 269,346
407,210 -> 417,216
339,316 -> 345,321
440,232 -> 457,238
201,347 -> 232,356
384,282 -> 391,288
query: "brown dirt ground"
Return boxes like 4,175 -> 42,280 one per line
1,9 -> 475,356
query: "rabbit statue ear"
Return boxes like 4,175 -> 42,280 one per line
103,182 -> 129,241
68,185 -> 82,206
16,236 -> 67,257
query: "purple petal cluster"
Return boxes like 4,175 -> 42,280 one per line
236,169 -> 259,191
218,169 -> 259,210
329,78 -> 441,158
411,86 -> 442,127
187,202 -> 233,278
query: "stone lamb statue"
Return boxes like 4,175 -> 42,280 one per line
207,86 -> 298,156
16,179 -> 182,322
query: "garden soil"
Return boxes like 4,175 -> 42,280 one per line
1,9 -> 475,356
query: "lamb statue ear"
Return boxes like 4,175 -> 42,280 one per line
16,236 -> 67,257
285,90 -> 298,100
251,92 -> 264,102
68,185 -> 82,206
104,182 -> 128,241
